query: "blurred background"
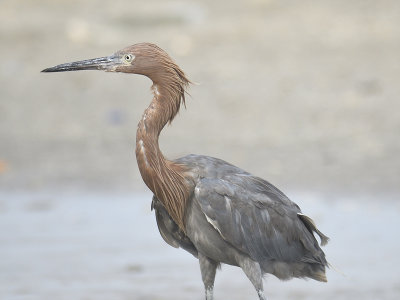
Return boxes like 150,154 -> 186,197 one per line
1,0 -> 399,299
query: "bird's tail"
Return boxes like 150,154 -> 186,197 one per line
309,264 -> 328,282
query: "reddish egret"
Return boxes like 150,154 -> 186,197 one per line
42,43 -> 329,300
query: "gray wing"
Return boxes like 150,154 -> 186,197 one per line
151,196 -> 198,257
194,175 -> 328,265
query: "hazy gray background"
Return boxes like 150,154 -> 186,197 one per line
1,0 -> 399,196
1,0 -> 399,299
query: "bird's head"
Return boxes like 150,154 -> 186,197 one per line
42,43 -> 188,86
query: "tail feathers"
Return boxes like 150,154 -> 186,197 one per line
298,213 -> 330,246
311,269 -> 328,282
307,262 -> 328,282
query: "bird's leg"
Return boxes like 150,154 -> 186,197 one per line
198,253 -> 218,300
239,257 -> 267,300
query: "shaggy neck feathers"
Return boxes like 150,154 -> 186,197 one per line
135,59 -> 191,231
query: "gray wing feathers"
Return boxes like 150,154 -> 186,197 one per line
195,176 -> 328,265
298,213 -> 330,246
151,197 -> 198,257
152,197 -> 180,248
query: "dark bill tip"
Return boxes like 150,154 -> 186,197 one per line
41,55 -> 119,73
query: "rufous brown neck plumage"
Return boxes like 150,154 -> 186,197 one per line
135,53 -> 191,231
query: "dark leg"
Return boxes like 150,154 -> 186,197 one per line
239,257 -> 267,300
198,253 -> 218,300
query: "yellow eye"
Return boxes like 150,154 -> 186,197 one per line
124,54 -> 134,62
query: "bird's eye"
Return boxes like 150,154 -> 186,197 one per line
124,54 -> 134,62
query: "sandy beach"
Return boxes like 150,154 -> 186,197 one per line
1,192 -> 399,300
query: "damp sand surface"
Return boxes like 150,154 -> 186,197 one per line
1,192 -> 399,300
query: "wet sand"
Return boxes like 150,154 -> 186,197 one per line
1,192 -> 399,300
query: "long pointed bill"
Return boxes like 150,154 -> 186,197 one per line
41,54 -> 120,73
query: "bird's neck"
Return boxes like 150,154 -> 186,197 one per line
135,84 -> 190,231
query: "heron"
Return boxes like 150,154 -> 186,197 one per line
42,43 -> 329,300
